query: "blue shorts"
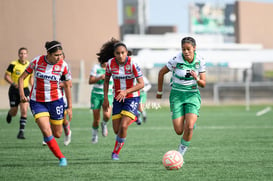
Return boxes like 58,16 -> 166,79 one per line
112,97 -> 140,120
29,98 -> 65,125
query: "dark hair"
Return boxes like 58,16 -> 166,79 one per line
45,40 -> 63,54
96,38 -> 132,64
18,47 -> 28,54
181,37 -> 196,47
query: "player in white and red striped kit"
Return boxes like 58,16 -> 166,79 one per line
19,41 -> 72,166
98,38 -> 144,160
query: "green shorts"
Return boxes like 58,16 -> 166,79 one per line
169,89 -> 201,120
140,91 -> 147,104
90,92 -> 113,110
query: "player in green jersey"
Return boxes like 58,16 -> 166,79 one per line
89,63 -> 113,143
157,37 -> 206,157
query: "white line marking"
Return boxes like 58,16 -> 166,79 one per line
256,106 -> 271,116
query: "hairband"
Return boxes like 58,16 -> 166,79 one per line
114,42 -> 127,49
47,44 -> 62,51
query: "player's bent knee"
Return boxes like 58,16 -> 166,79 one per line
175,129 -> 183,135
53,131 -> 62,138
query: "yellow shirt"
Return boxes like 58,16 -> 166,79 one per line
6,60 -> 31,88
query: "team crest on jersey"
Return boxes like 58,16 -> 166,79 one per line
125,64 -> 130,70
125,64 -> 131,73
16,70 -> 21,75
52,65 -> 62,74
54,65 -> 61,71
195,62 -> 200,69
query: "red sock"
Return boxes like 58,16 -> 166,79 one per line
113,140 -> 124,154
113,135 -> 126,154
46,137 -> 65,159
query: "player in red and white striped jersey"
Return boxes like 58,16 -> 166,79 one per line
106,56 -> 142,99
25,55 -> 71,102
19,41 -> 72,166
99,38 -> 144,160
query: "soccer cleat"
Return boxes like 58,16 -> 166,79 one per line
143,115 -> 147,123
64,130 -> 72,146
91,129 -> 98,144
101,122 -> 108,137
111,152 -> 119,160
178,144 -> 188,156
17,131 -> 25,139
6,113 -> 12,124
59,158 -> 67,166
42,141 -> 47,146
142,111 -> 147,123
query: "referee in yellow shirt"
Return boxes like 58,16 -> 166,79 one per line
4,47 -> 33,139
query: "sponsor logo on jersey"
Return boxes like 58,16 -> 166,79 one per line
112,74 -> 134,79
111,68 -> 119,74
37,65 -> 46,72
36,72 -> 57,81
195,62 -> 200,69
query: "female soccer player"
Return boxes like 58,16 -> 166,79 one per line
157,36 -> 206,157
89,62 -> 113,144
19,41 -> 72,166
4,47 -> 33,139
99,38 -> 144,160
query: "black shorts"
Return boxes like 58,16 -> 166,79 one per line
8,86 -> 30,107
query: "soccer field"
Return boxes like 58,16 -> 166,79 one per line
0,105 -> 273,181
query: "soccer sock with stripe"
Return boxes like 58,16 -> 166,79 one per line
44,135 -> 65,159
19,117 -> 27,132
113,135 -> 126,154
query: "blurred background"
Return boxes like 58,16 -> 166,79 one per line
1,0 -> 273,109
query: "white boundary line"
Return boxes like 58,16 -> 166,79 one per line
256,106 -> 271,116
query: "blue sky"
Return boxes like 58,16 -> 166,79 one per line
118,0 -> 273,33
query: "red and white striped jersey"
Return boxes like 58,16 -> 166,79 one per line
106,57 -> 142,98
25,55 -> 72,102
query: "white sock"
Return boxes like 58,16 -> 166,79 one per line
92,128 -> 98,136
178,144 -> 188,156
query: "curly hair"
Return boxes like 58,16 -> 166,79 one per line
96,38 -> 132,64
96,38 -> 120,64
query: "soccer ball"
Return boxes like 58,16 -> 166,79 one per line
162,150 -> 183,170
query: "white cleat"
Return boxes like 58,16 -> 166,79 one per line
92,135 -> 98,144
101,122 -> 108,137
42,141 -> 47,146
64,130 -> 72,146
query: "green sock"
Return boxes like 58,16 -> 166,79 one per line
181,138 -> 190,147
92,126 -> 99,130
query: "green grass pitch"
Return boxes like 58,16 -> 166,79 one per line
0,105 -> 273,181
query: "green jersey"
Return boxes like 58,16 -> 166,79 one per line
90,64 -> 113,95
166,52 -> 206,92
